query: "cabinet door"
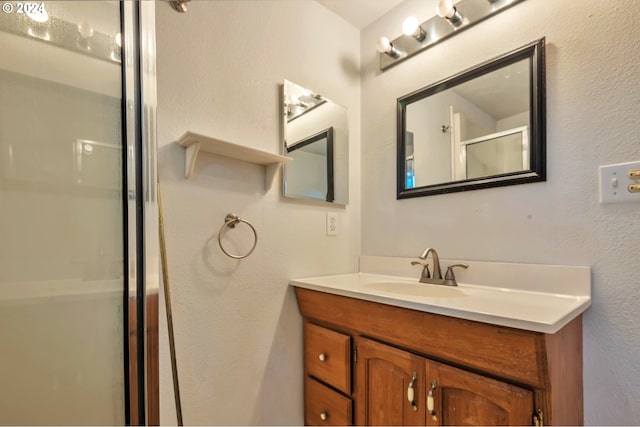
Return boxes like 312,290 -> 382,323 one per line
425,360 -> 533,426
355,337 -> 426,426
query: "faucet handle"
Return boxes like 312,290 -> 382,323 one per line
411,261 -> 431,279
444,264 -> 468,282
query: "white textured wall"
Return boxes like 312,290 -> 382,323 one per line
361,0 -> 640,424
155,1 -> 360,425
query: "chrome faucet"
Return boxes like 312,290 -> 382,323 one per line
411,248 -> 468,286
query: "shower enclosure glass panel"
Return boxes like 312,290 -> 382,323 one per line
0,2 -> 125,424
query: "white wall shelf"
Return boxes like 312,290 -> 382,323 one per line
176,132 -> 292,186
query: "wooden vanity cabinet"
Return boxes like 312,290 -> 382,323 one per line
295,287 -> 584,426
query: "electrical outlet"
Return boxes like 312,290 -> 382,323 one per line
599,161 -> 640,204
326,212 -> 338,236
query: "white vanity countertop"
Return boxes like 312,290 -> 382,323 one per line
291,256 -> 591,334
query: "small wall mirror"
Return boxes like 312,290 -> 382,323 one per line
397,38 -> 545,198
282,80 -> 348,205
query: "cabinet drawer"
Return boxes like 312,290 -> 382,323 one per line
305,323 -> 351,394
305,377 -> 352,426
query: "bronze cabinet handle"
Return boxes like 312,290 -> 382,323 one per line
407,371 -> 418,412
427,379 -> 438,421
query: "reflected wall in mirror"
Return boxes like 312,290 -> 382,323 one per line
397,38 -> 545,198
283,80 -> 348,204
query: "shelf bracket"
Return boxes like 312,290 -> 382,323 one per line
184,141 -> 200,179
265,163 -> 281,191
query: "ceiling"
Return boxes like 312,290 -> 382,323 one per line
453,58 -> 530,119
315,0 -> 405,29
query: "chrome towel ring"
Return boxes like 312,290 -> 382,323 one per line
217,213 -> 258,259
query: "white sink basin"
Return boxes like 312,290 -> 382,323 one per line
290,261 -> 592,333
365,281 -> 468,298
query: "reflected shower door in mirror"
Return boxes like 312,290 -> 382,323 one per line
397,38 -> 545,198
283,80 -> 348,204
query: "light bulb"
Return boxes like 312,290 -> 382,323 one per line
26,6 -> 48,23
437,0 -> 464,27
436,0 -> 455,19
376,36 -> 392,54
77,21 -> 94,39
402,16 -> 427,42
376,36 -> 402,58
402,16 -> 420,36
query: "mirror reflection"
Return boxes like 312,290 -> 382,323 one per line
398,39 -> 545,198
282,80 -> 348,204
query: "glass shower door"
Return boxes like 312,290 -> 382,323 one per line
0,2 -> 127,424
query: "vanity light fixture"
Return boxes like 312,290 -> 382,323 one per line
376,0 -> 526,71
284,88 -> 326,122
436,0 -> 465,27
376,36 -> 403,58
402,16 -> 427,42
3,3 -> 120,63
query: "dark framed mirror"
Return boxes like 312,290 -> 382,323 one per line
397,38 -> 545,198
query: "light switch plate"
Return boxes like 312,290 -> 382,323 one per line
599,161 -> 640,204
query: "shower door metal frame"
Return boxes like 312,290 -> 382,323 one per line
122,2 -> 159,425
